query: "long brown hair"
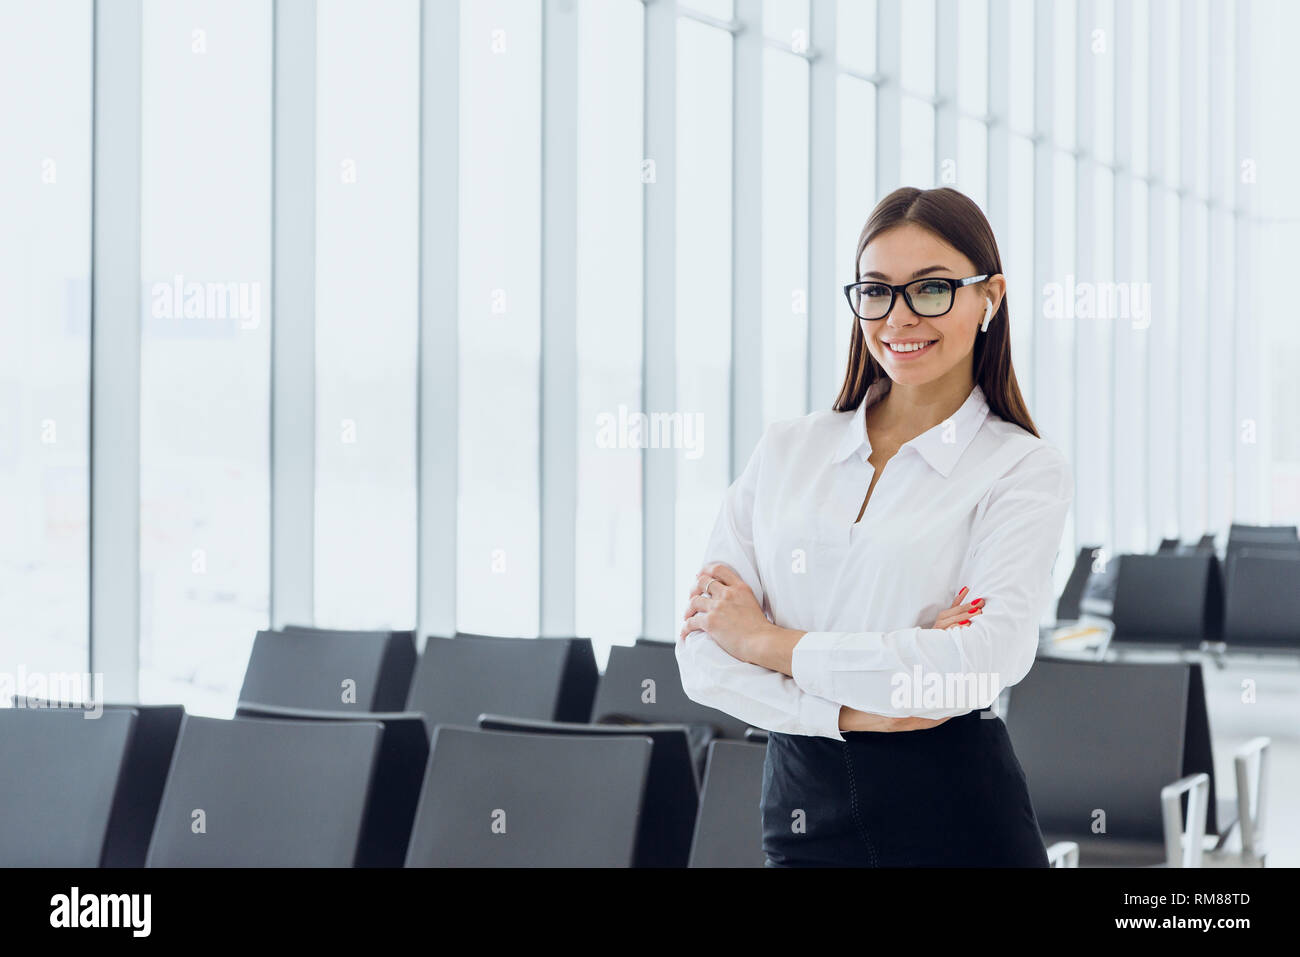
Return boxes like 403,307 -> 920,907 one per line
833,186 -> 1039,438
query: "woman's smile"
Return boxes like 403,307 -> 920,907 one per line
881,336 -> 938,360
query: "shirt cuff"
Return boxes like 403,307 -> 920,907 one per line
799,689 -> 845,741
791,630 -> 841,701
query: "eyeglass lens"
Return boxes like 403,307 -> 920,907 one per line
850,279 -> 954,320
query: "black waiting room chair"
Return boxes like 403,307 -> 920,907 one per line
1109,552 -> 1223,649
404,635 -> 598,732
238,627 -> 417,712
1222,550 -> 1300,651
2,701 -> 186,868
234,703 -> 430,867
146,714 -> 384,867
477,713 -> 698,867
688,739 -> 769,868
0,707 -> 146,867
405,725 -> 652,867
1005,657 -> 1232,867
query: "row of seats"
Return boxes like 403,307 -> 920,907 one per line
1005,656 -> 1269,867
1055,524 -> 1300,649
1,636 -> 765,867
1,630 -> 1270,868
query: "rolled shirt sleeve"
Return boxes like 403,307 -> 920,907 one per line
675,428 -> 848,740
790,445 -> 1073,719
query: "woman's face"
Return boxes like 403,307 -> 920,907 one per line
855,223 -> 1002,388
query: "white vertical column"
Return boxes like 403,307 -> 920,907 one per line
641,0 -> 676,640
539,0 -> 578,637
90,0 -> 143,698
270,0 -> 315,629
417,0 -> 459,642
730,0 -> 762,478
806,0 -> 837,411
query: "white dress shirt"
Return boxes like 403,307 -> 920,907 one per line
676,379 -> 1073,741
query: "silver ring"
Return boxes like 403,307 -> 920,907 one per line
703,577 -> 718,599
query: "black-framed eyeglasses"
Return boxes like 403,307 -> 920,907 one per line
843,274 -> 988,321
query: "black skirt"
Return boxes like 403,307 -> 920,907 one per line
761,708 -> 1049,867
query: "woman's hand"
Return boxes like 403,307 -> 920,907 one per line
831,587 -> 982,731
679,563 -> 773,662
931,585 -> 984,629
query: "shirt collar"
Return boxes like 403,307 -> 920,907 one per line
830,380 -> 991,478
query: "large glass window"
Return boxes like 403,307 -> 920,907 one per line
836,0 -> 876,75
762,47 -> 810,427
1006,135 -> 1035,406
0,0 -> 92,680
457,0 -> 542,637
899,97 -> 935,188
956,118 -> 987,210
314,0 -> 419,632
139,0 -> 271,715
956,0 -> 988,115
674,18 -> 733,616
1129,0 -> 1150,179
1114,178 -> 1150,553
575,0 -> 644,657
899,0 -> 936,96
764,0 -> 808,48
1007,0 -> 1034,134
1074,166 -> 1114,550
1053,0 -> 1077,150
836,75 -> 877,380
1091,0 -> 1115,167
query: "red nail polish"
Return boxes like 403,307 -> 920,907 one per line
959,618 -> 971,625
972,598 -> 985,608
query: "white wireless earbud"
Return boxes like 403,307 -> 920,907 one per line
981,298 -> 994,332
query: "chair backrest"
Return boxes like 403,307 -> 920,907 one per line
1157,538 -> 1180,553
283,624 -> 417,642
0,707 -> 137,866
404,636 -> 597,731
688,739 -> 768,868
405,725 -> 651,867
234,703 -> 429,866
1222,550 -> 1300,648
1226,524 -> 1300,573
1055,545 -> 1099,622
238,628 -> 416,712
1005,657 -> 1218,840
3,700 -> 184,867
146,714 -> 382,866
1228,523 -> 1298,543
477,713 -> 698,867
592,641 -> 751,739
1111,552 -> 1222,645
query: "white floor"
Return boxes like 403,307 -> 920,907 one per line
1200,655 -> 1300,866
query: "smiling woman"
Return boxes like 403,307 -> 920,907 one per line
676,186 -> 1072,867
